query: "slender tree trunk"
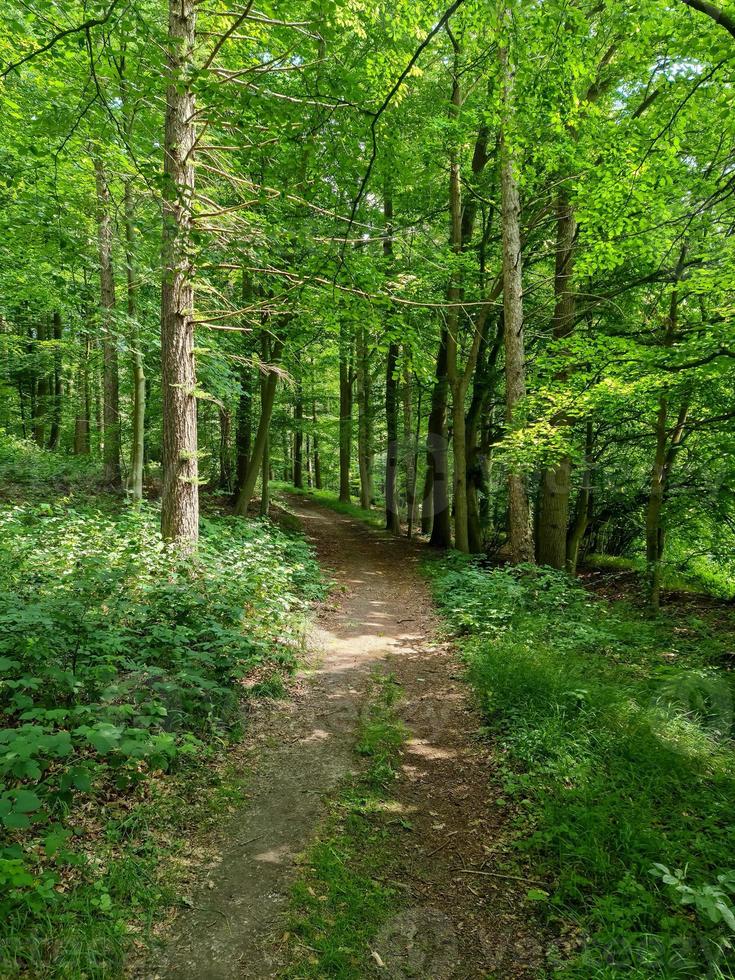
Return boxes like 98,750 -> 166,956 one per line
566,421 -> 594,575
234,339 -> 284,515
160,0 -> 198,542
48,311 -> 63,449
33,321 -> 47,448
338,321 -> 353,502
294,383 -> 304,488
94,159 -> 121,488
235,367 -> 252,493
383,178 -> 400,533
500,32 -> 534,564
74,334 -> 91,454
385,341 -> 400,533
445,40 -> 466,552
260,429 -> 270,516
313,400 -> 322,489
218,408 -> 232,490
356,323 -> 373,509
427,333 -> 451,546
402,359 -> 418,538
124,179 -> 146,503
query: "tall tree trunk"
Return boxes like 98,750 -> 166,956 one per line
500,32 -> 534,564
294,382 -> 304,488
356,323 -> 374,509
566,420 -> 594,575
74,334 -> 91,454
124,179 -> 146,503
160,0 -> 198,542
234,339 -> 284,515
466,317 -> 502,553
402,359 -> 418,538
427,333 -> 451,547
32,321 -> 47,448
218,408 -> 232,490
445,37 -> 466,552
94,159 -> 121,488
383,177 -> 400,534
235,366 -> 252,493
537,191 -> 577,567
313,400 -> 322,489
338,321 -> 353,503
260,428 -> 270,516
385,340 -> 400,533
48,311 -> 63,449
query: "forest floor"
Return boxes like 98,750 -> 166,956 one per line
137,493 -> 549,979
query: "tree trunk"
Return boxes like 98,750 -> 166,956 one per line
356,323 -> 374,509
124,179 -> 146,503
566,421 -> 594,575
338,321 -> 353,503
218,408 -> 232,490
32,321 -> 47,448
385,341 -> 400,534
94,158 -> 121,488
500,32 -> 534,564
427,333 -> 451,547
402,359 -> 418,538
160,0 -> 198,543
294,383 -> 304,488
537,191 -> 577,567
313,400 -> 322,489
48,311 -> 63,450
234,339 -> 284,515
74,334 -> 91,454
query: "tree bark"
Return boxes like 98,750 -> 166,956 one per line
294,382 -> 304,488
537,191 -> 577,567
566,421 -> 594,575
160,0 -> 199,543
356,323 -> 374,509
338,320 -> 353,502
427,332 -> 451,547
124,179 -> 146,503
234,339 -> 284,515
385,340 -> 400,533
402,359 -> 418,538
48,311 -> 63,450
94,158 -> 121,488
74,333 -> 91,454
500,32 -> 534,564
313,399 -> 322,489
32,321 -> 47,448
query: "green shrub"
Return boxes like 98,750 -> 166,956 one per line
428,557 -> 735,978
0,497 -> 323,971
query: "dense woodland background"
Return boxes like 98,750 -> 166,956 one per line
2,0 -> 735,601
2,0 -> 735,976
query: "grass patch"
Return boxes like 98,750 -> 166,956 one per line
273,483 -> 388,531
427,556 -> 735,978
283,671 -> 408,977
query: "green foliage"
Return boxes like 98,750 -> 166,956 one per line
428,556 -> 735,978
0,467 -> 323,974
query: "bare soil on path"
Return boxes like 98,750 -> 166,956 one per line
137,495 -> 549,979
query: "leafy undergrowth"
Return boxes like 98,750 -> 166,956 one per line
0,490 -> 323,977
274,482 -> 388,531
428,556 -> 735,978
284,672 -> 407,977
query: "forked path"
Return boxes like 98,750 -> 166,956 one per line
142,495 -> 547,979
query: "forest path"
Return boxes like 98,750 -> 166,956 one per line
140,495 -> 546,979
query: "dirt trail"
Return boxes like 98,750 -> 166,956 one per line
140,496 -> 547,979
